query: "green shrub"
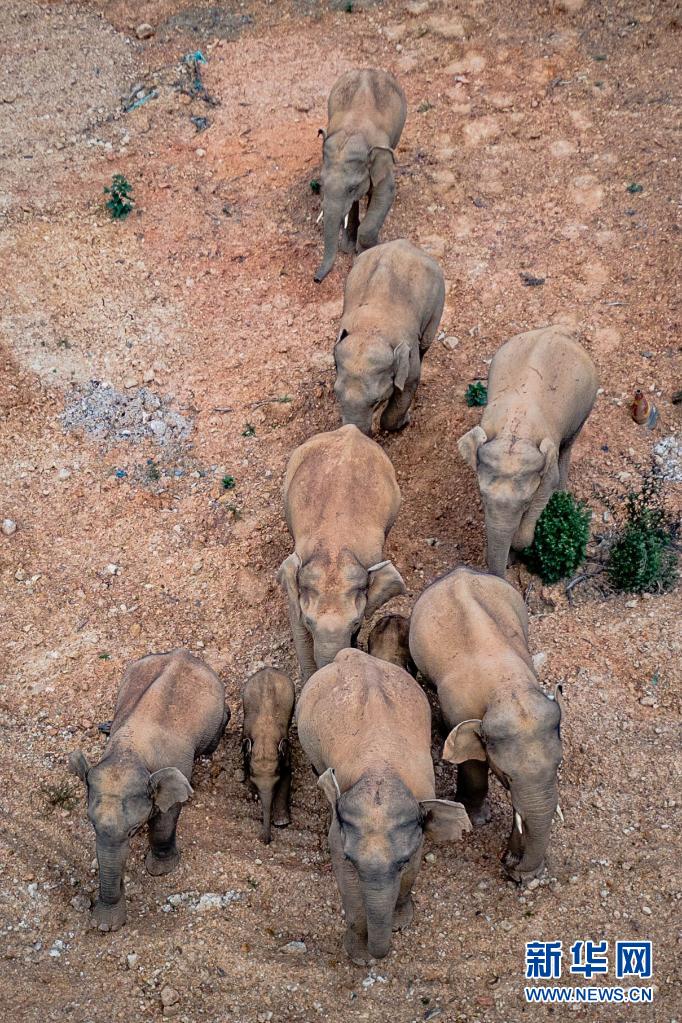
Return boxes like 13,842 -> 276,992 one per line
221,475 -> 236,490
465,381 -> 488,407
104,174 -> 134,220
521,491 -> 591,584
309,179 -> 320,194
607,470 -> 678,593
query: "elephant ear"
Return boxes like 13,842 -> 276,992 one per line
68,750 -> 90,783
420,799 -> 472,843
442,719 -> 486,764
318,767 -> 341,806
365,560 -> 406,618
539,437 -> 559,485
277,552 -> 302,622
393,343 -> 411,392
457,426 -> 487,471
148,768 -> 193,813
369,145 -> 395,187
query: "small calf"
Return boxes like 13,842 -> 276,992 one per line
242,668 -> 295,844
367,614 -> 414,675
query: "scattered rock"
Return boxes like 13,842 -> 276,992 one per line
280,940 -> 307,955
70,893 -> 91,912
61,382 -> 192,448
441,336 -> 460,351
425,852 -> 437,864
428,15 -> 467,39
167,890 -> 243,912
135,23 -> 155,39
57,467 -> 72,481
126,953 -> 138,969
533,652 -> 547,672
2,518 -> 17,536
639,696 -> 657,707
526,878 -> 541,891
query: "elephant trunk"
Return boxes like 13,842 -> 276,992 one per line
314,201 -> 343,283
507,784 -> 558,879
96,837 -> 129,905
313,626 -> 354,669
291,614 -> 318,683
363,875 -> 401,960
484,507 -> 521,578
257,781 -> 275,845
339,401 -> 374,436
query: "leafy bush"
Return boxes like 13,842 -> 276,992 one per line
607,470 -> 678,593
465,381 -> 488,407
104,174 -> 134,220
521,492 -> 591,584
222,475 -> 236,490
309,179 -> 320,194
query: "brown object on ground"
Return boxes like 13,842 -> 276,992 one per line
0,1 -> 680,1020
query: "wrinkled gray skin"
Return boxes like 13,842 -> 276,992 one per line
458,325 -> 598,577
367,613 -> 415,675
297,649 -> 471,964
314,68 -> 407,283
409,567 -> 563,884
278,425 -> 406,681
334,239 -> 445,434
69,650 -> 228,931
242,668 -> 295,844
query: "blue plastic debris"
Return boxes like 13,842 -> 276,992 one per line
125,88 -> 158,112
183,51 -> 207,66
115,468 -> 128,479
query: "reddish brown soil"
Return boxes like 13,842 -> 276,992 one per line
0,2 -> 680,1021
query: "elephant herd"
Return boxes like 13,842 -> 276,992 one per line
67,68 -> 600,965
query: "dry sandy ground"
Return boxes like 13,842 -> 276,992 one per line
0,1 -> 680,1021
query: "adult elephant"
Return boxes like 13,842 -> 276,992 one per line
277,425 -> 405,681
314,68 -> 407,283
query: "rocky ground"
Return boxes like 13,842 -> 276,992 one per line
0,1 -> 680,1021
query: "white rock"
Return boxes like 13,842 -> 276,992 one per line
150,419 -> 167,438
533,652 -> 547,672
57,467 -> 72,481
441,335 -> 460,351
135,23 -> 155,40
281,940 -> 307,955
2,518 -> 17,536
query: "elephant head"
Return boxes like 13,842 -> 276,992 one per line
314,130 -> 396,283
278,549 -> 405,678
319,768 -> 470,961
458,427 -> 560,577
443,686 -> 563,883
242,736 -> 288,845
69,751 -> 193,930
333,330 -> 411,435
367,613 -> 414,674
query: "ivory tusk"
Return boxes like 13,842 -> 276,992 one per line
514,811 -> 523,835
316,210 -> 324,224
555,804 -> 564,823
344,214 -> 349,229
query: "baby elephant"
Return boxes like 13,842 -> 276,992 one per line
69,650 -> 229,931
242,668 -> 295,844
278,424 -> 406,681
334,239 -> 445,435
367,613 -> 414,675
314,68 -> 407,282
458,325 -> 598,577
297,648 -> 471,965
409,567 -> 563,884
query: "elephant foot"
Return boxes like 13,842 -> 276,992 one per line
503,854 -> 545,885
273,812 -> 291,828
461,799 -> 492,828
343,929 -> 371,966
393,895 -> 414,932
91,898 -> 126,932
145,848 -> 180,876
340,232 -> 355,255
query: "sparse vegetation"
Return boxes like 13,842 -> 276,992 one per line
41,781 -> 79,812
626,182 -> 644,194
222,474 -> 236,490
417,100 -> 434,113
607,469 -> 678,593
104,174 -> 134,220
242,423 -> 256,437
146,459 -> 161,481
309,179 -> 320,194
522,492 -> 592,585
465,381 -> 488,407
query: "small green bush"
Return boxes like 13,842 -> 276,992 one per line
607,470 -> 678,593
104,174 -> 134,220
465,382 -> 488,407
309,179 -> 321,194
222,475 -> 236,490
521,492 -> 591,584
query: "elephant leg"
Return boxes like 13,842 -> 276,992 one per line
455,760 -> 491,827
558,434 -> 577,490
200,709 -> 229,756
357,173 -> 395,252
502,813 -> 524,871
272,762 -> 292,828
380,379 -> 418,432
146,805 -> 182,875
329,818 -> 369,964
418,309 -> 442,360
340,201 -> 360,253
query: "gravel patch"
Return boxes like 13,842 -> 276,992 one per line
61,381 -> 192,446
